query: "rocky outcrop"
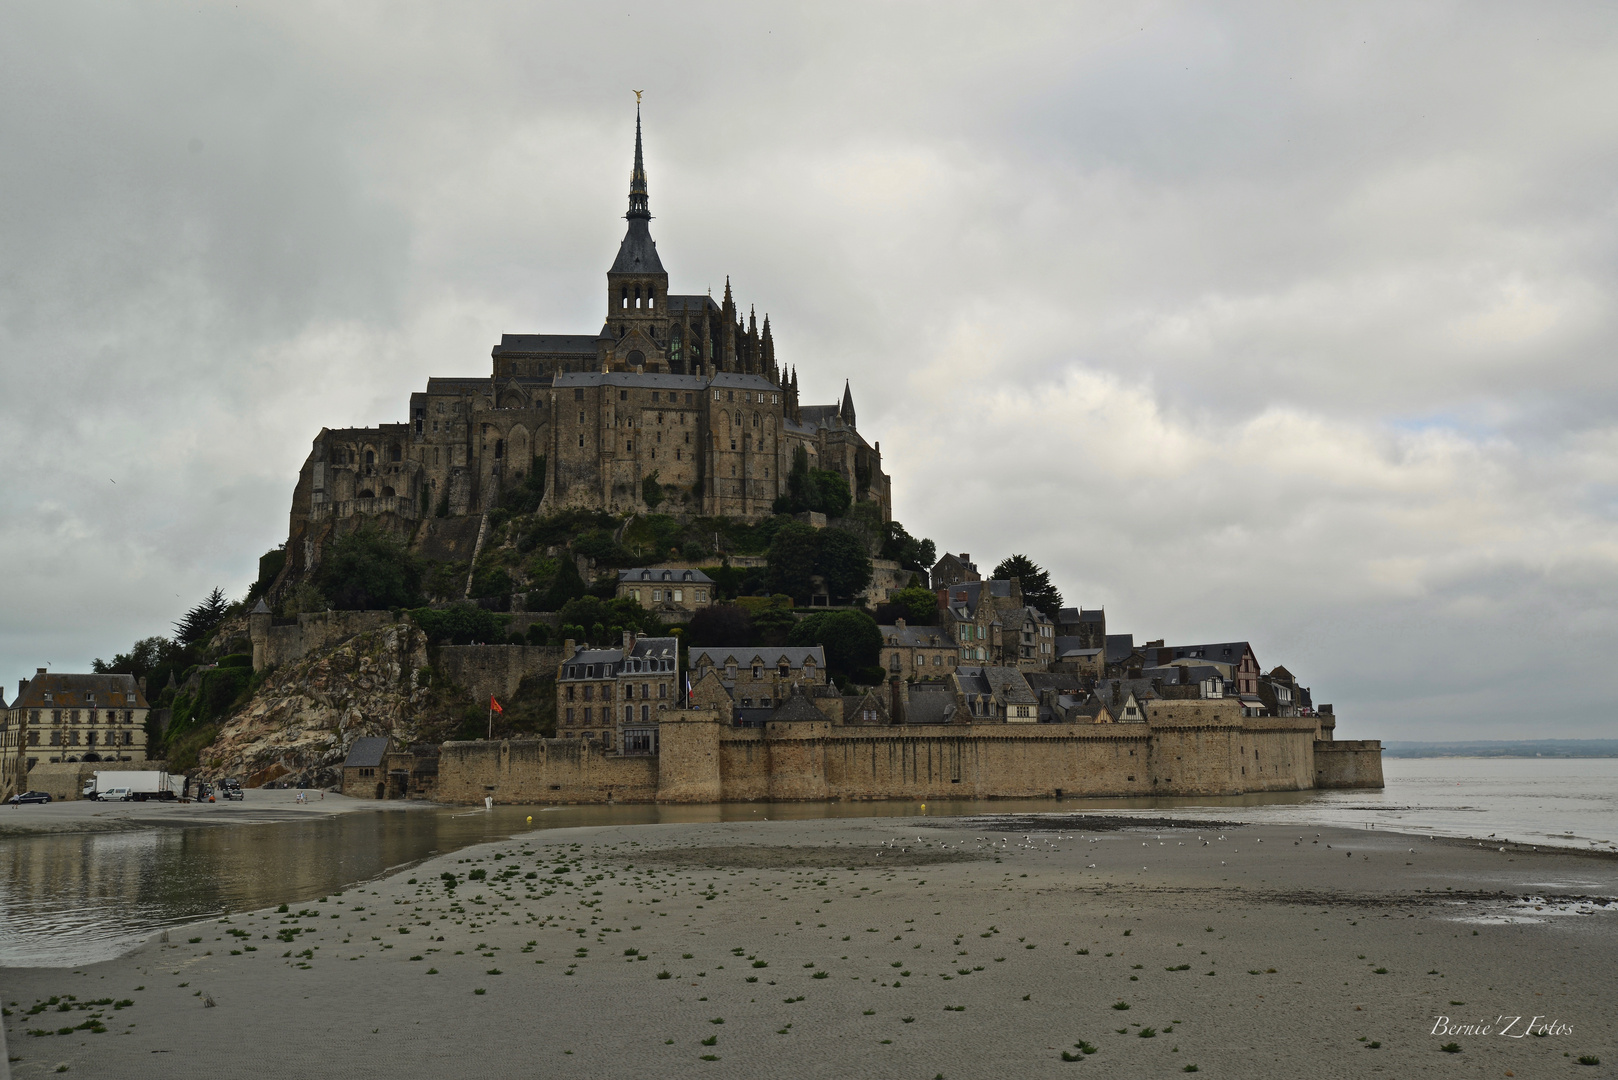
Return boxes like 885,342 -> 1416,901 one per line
203,623 -> 432,788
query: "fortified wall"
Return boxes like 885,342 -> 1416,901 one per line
248,609 -> 396,671
437,712 -> 1376,805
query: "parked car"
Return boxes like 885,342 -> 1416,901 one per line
7,791 -> 51,805
220,779 -> 244,801
96,787 -> 133,802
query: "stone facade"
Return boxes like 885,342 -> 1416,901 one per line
877,620 -> 958,683
555,634 -> 679,751
280,106 -> 891,583
3,671 -> 149,785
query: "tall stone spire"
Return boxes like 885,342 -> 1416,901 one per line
840,380 -> 856,429
627,99 -> 650,220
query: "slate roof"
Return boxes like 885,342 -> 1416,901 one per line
11,672 -> 148,710
1023,672 -> 1085,694
1054,637 -> 1103,660
609,217 -> 664,274
554,371 -> 707,391
1105,634 -> 1135,664
768,693 -> 827,725
619,567 -> 715,585
878,625 -> 951,647
689,646 -> 825,669
956,665 -> 1037,706
905,685 -> 955,725
342,737 -> 390,769
561,637 -> 679,679
492,334 -> 600,356
667,294 -> 721,315
1152,641 -> 1254,667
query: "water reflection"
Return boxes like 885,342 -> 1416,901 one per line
1,791 -> 1331,968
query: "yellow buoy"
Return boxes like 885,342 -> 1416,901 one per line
526,816 -> 533,823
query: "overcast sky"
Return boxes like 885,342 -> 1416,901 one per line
3,2 -> 1616,739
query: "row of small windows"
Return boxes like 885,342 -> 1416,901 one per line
564,660 -> 674,679
564,704 -> 662,724
26,731 -> 135,746
566,682 -> 668,702
26,710 -> 136,723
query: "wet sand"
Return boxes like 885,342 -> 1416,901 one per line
4,814 -> 1616,1079
0,789 -> 417,839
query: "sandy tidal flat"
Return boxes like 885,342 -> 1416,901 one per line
4,815 -> 1616,1079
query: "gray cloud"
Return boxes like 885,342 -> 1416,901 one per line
2,1 -> 1616,737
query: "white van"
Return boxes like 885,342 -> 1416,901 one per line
95,787 -> 132,802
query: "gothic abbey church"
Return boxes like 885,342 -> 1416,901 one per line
284,107 -> 891,575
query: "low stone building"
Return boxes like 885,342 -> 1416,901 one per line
556,633 -> 680,750
616,567 -> 715,616
341,737 -> 391,798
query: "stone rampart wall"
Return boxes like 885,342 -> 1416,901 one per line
251,610 -> 397,672
432,645 -> 564,703
438,738 -> 657,804
1313,739 -> 1385,789
434,716 -> 1344,804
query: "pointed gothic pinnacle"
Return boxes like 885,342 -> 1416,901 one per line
627,99 -> 650,220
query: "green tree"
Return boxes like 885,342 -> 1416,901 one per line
641,470 -> 665,509
173,587 -> 228,647
766,521 -> 821,603
817,528 -> 872,601
315,526 -> 424,610
880,521 -> 937,574
788,610 -> 881,684
886,586 -> 941,625
686,604 -> 754,648
993,554 -> 1063,620
541,557 -> 587,611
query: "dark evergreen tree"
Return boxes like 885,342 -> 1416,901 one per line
993,554 -> 1063,620
173,587 -> 229,647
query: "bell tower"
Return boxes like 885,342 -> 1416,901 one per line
605,97 -> 670,366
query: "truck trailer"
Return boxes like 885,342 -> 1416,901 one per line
89,770 -> 184,801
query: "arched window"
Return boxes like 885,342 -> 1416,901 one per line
494,439 -> 504,459
364,450 -> 375,467
390,444 -> 401,462
634,285 -> 642,309
359,489 -> 375,499
753,413 -> 760,428
621,286 -> 628,309
381,486 -> 395,497
669,330 -> 682,363
646,288 -> 654,310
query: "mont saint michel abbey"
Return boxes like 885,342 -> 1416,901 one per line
284,106 -> 890,575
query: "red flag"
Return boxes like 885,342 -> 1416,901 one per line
489,695 -> 503,714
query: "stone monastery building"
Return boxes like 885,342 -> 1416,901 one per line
285,105 -> 890,574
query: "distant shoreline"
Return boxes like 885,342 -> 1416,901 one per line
1383,740 -> 1618,759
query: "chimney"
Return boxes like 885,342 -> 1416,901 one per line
622,630 -> 635,658
959,554 -> 969,564
138,676 -> 147,695
37,667 -> 46,676
564,639 -> 576,657
895,617 -> 906,629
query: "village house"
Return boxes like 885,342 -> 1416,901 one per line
686,646 -> 828,711
556,633 -> 680,751
876,619 -> 957,683
5,670 -> 149,768
930,552 -> 981,589
949,665 -> 1039,722
616,567 -> 715,616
